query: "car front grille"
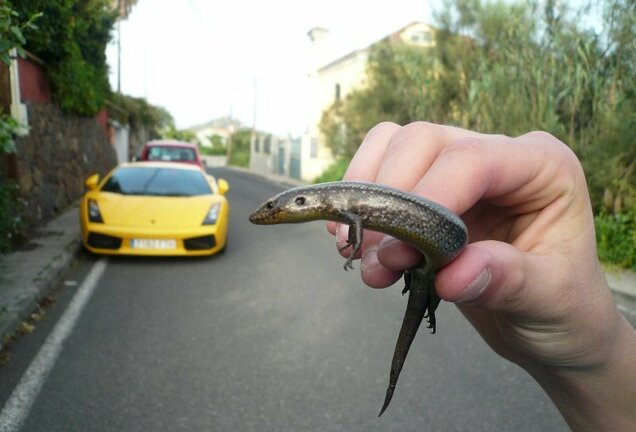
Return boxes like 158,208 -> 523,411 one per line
183,235 -> 216,250
87,232 -> 122,250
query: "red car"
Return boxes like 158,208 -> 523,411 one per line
137,140 -> 205,168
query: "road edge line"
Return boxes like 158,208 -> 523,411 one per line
0,258 -> 108,432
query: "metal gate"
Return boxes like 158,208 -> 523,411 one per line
289,138 -> 301,180
277,147 -> 285,175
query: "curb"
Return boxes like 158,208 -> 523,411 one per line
606,271 -> 636,317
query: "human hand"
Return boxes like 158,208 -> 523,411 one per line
329,121 -> 636,430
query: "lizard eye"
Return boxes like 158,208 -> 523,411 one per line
295,196 -> 306,206
266,201 -> 275,210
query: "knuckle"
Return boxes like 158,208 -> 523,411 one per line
520,130 -> 585,176
385,121 -> 465,157
364,121 -> 400,140
400,121 -> 442,139
439,136 -> 486,159
521,130 -> 560,144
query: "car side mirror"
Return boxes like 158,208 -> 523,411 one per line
217,178 -> 229,195
85,174 -> 99,190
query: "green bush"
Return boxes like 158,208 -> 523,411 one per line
0,3 -> 40,65
228,152 -> 249,168
49,43 -> 110,116
595,211 -> 636,271
313,159 -> 350,183
227,129 -> 251,168
0,114 -> 19,154
109,92 -> 174,139
13,0 -> 117,116
0,182 -> 26,253
200,146 -> 227,156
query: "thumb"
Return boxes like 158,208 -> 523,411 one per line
435,240 -> 558,316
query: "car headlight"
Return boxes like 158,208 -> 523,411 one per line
88,199 -> 104,223
202,203 -> 221,225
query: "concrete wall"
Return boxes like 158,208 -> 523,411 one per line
14,102 -> 118,226
201,155 -> 227,167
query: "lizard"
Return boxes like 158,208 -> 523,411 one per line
249,181 -> 468,416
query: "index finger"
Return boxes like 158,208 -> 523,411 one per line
346,122 -> 485,192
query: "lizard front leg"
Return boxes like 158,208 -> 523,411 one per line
337,211 -> 363,270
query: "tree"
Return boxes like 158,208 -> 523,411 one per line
110,0 -> 139,20
0,2 -> 40,65
320,41 -> 433,159
12,0 -> 118,116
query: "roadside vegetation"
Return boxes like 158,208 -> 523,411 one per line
12,0 -> 117,116
108,92 -> 174,139
199,135 -> 228,156
227,129 -> 252,168
319,0 -> 635,270
0,3 -> 39,252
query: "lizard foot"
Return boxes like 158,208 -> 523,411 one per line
343,257 -> 355,271
339,241 -> 355,271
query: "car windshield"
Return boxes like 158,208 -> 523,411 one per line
147,146 -> 196,162
101,166 -> 211,196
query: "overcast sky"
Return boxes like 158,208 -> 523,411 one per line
106,0 -> 431,136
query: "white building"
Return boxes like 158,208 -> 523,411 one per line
305,22 -> 436,177
250,22 -> 435,183
187,116 -> 243,148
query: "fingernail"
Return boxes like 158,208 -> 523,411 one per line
336,225 -> 349,249
456,268 -> 491,303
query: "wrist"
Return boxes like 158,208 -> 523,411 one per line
527,314 -> 636,431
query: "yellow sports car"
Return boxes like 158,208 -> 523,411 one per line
80,162 -> 229,256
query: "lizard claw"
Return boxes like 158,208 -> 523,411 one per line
426,311 -> 437,334
343,257 -> 355,271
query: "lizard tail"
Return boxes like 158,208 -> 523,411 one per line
378,269 -> 434,416
378,384 -> 396,417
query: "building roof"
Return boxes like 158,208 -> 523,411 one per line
186,116 -> 243,133
316,21 -> 433,73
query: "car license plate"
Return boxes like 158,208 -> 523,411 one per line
131,239 -> 176,249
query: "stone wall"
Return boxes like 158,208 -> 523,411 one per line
14,102 -> 118,226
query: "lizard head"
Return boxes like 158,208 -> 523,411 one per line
249,186 -> 327,225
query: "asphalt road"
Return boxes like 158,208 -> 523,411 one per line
0,167 -> 572,431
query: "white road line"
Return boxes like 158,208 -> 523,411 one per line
0,258 -> 107,432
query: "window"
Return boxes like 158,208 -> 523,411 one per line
102,167 -> 212,196
264,135 -> 271,154
147,146 -> 196,162
410,31 -> 432,44
335,83 -> 341,102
